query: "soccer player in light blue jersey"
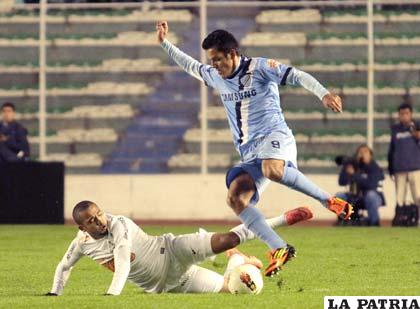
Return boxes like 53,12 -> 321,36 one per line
157,21 -> 353,277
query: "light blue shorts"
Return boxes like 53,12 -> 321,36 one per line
226,130 -> 297,207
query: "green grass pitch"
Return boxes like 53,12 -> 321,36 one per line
0,225 -> 419,309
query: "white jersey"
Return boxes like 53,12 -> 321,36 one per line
51,214 -> 172,294
50,214 -> 221,295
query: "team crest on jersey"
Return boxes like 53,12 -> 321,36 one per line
239,73 -> 253,88
267,59 -> 280,68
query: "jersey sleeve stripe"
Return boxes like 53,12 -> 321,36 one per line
280,67 -> 292,86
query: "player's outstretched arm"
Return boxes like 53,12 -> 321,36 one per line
48,238 -> 83,296
105,217 -> 132,296
156,20 -> 206,82
105,245 -> 131,296
286,68 -> 343,113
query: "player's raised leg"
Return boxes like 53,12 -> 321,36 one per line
262,159 -> 353,220
226,173 -> 287,249
225,172 -> 296,277
229,206 -> 313,244
171,205 -> 313,276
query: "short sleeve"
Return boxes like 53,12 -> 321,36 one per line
258,58 -> 292,86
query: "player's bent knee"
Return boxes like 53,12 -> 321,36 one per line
226,174 -> 256,214
226,193 -> 248,214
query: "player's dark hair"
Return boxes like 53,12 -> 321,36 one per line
1,102 -> 16,111
73,200 -> 96,224
202,29 -> 239,56
398,103 -> 413,112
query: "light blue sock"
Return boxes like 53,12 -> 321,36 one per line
280,165 -> 331,206
238,206 -> 287,250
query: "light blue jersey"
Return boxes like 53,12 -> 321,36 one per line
161,39 -> 329,158
200,56 -> 293,152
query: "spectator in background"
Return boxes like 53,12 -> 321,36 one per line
388,103 -> 420,226
337,144 -> 385,226
0,102 -> 30,163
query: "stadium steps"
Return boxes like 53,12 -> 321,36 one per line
0,58 -> 180,88
0,9 -> 193,34
242,32 -> 420,62
204,107 -> 414,132
256,9 -> 420,33
168,153 -> 233,173
101,66 -> 201,173
0,7 -> 196,174
0,82 -> 154,109
181,128 -> 392,158
167,152 -> 389,174
17,104 -> 135,132
291,59 -> 420,85
29,128 -> 118,156
41,153 -> 103,174
0,31 -> 180,62
103,14 -> 257,173
101,115 -> 193,174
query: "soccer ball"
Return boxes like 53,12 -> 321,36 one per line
228,263 -> 263,295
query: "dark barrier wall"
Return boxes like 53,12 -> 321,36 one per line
0,162 -> 64,224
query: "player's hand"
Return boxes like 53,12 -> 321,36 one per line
322,93 -> 342,113
45,292 -> 58,296
156,20 -> 168,44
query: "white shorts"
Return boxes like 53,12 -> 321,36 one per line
164,232 -> 224,293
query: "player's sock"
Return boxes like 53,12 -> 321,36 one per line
238,206 -> 287,250
230,215 -> 286,244
223,253 -> 245,278
280,165 -> 331,206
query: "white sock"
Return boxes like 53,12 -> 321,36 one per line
224,253 -> 245,278
230,214 -> 286,244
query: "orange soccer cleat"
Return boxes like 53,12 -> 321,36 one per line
264,245 -> 296,277
327,197 -> 354,220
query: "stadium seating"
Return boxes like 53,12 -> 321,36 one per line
44,153 -> 103,174
0,31 -> 180,62
0,82 -> 154,109
2,4 -> 417,174
242,31 -> 420,62
0,9 -> 193,34
29,128 -> 118,172
167,7 -> 420,174
16,104 -> 135,132
256,9 -> 420,33
0,5 -> 193,173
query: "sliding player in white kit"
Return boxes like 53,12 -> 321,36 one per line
46,201 -> 312,296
